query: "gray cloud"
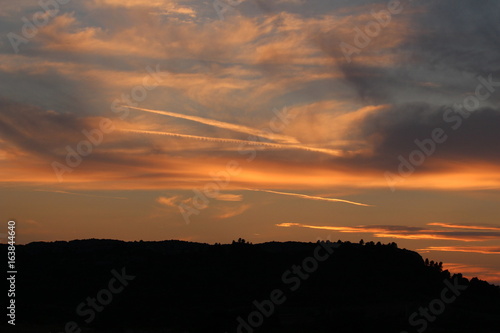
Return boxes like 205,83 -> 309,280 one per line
362,104 -> 500,164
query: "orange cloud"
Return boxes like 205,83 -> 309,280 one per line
444,263 -> 500,285
277,223 -> 362,232
215,203 -> 252,219
276,223 -> 500,242
216,194 -> 243,202
417,246 -> 500,255
92,0 -> 196,18
156,195 -> 181,207
428,223 -> 500,231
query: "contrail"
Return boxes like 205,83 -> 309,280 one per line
127,106 -> 300,144
120,129 -> 343,156
34,189 -> 127,200
245,189 -> 373,206
120,129 -> 293,146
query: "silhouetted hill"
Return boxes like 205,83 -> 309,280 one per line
2,239 -> 500,333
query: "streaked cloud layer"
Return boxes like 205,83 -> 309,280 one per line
2,0 -> 500,191
277,223 -> 500,242
1,0 -> 500,284
418,247 -> 500,255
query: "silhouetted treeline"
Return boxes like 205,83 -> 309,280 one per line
1,239 -> 499,333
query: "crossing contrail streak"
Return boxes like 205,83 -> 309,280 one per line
120,129 -> 343,156
127,106 -> 299,144
120,129 -> 292,146
245,189 -> 373,206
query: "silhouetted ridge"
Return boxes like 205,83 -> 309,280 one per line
2,240 -> 499,333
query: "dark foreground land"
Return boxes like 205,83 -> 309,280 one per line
2,239 -> 500,333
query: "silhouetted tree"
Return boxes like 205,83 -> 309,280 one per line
425,258 -> 429,266
359,239 -> 364,245
232,238 -> 252,245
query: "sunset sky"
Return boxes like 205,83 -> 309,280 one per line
1,0 -> 500,284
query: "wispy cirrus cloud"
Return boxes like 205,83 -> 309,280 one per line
215,203 -> 252,219
216,194 -> 243,202
156,195 -> 181,207
92,0 -> 197,17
